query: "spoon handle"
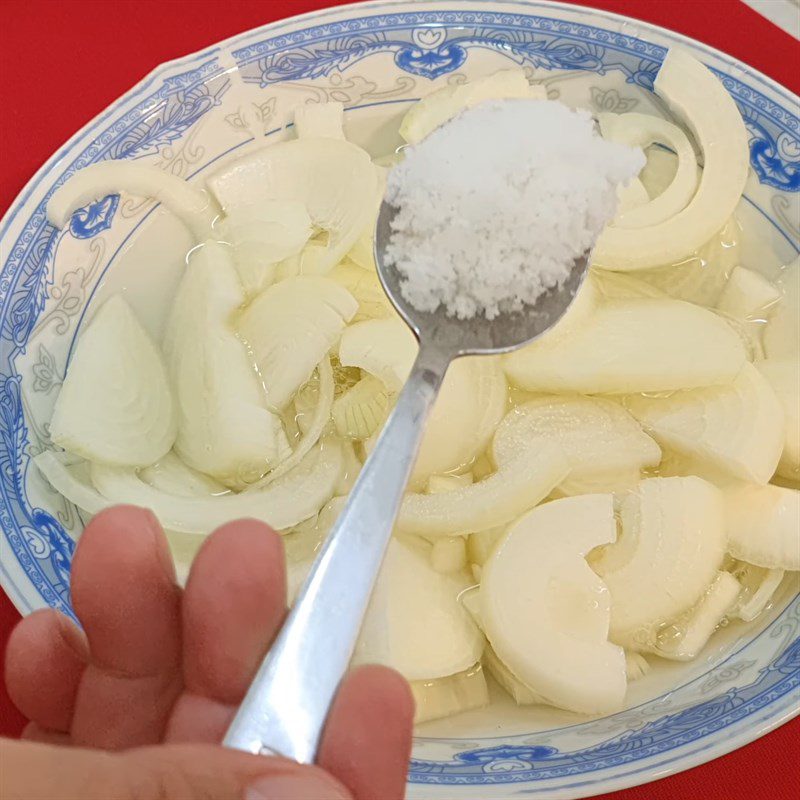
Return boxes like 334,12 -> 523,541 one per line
223,343 -> 451,762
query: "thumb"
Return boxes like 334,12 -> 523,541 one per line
1,738 -> 353,800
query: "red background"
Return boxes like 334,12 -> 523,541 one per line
1,1 -> 798,798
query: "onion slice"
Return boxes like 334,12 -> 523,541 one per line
625,362 -> 785,484
397,444 -> 569,537
598,112 -> 698,229
35,440 -> 342,535
480,494 -> 626,715
245,357 -> 335,491
49,295 -> 176,468
47,161 -> 216,239
238,277 -> 357,411
164,241 -> 290,485
207,138 -> 377,275
400,69 -> 547,145
592,48 -> 749,271
591,476 -> 726,649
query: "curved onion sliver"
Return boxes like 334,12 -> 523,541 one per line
35,439 -> 342,535
599,112 -> 699,229
47,161 -> 217,239
591,476 -> 726,649
244,356 -> 335,492
593,48 -> 748,271
396,444 -> 568,537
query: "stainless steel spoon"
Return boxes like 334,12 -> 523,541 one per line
223,201 -> 590,762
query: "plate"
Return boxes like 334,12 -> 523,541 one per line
0,1 -> 798,797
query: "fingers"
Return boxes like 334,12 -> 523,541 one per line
318,665 -> 414,800
181,519 -> 286,701
0,739 -> 352,800
4,608 -> 88,732
167,519 -> 286,742
69,506 -> 183,748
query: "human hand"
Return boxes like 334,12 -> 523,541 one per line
3,506 -> 413,799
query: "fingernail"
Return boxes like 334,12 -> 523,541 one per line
245,773 -> 351,800
56,613 -> 88,660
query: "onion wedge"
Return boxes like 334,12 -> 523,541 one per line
724,483 -> 800,571
505,297 -> 746,394
625,363 -> 785,484
164,241 -> 289,485
352,538 -> 483,681
50,295 -> 176,468
238,277 -> 357,411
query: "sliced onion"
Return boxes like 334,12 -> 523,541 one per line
237,277 -> 357,411
724,483 -> 800,571
47,161 -> 216,239
36,440 -> 342,535
410,663 -> 489,724
591,476 -> 726,649
244,357 -> 334,492
347,165 -> 387,272
626,362 -> 785,484
757,359 -> 800,481
396,444 -> 569,537
480,494 -> 626,715
352,538 -> 483,681
330,261 -> 393,321
649,571 -> 740,661
729,561 -> 786,622
399,69 -> 547,145
505,297 -> 746,394
140,452 -> 226,496
598,111 -> 699,229
635,217 -> 741,307
164,241 -> 290,486
219,200 -> 312,297
207,138 -> 377,275
34,452 -> 108,517
49,295 -> 176,468
593,49 -> 749,271
492,395 -> 661,495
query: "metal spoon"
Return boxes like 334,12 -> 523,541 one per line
223,201 -> 590,762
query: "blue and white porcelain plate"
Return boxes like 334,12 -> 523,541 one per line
1,1 -> 798,797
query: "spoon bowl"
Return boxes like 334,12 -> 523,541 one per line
375,200 -> 591,357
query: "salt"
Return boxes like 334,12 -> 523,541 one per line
385,100 -> 645,320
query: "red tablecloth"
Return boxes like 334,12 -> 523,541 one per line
1,1 -> 798,797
